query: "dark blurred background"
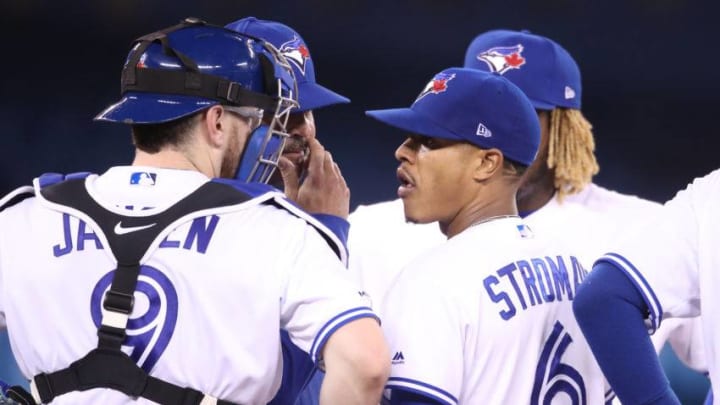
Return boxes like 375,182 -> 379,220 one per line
0,0 -> 716,403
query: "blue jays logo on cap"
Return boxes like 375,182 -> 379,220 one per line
477,44 -> 526,74
130,172 -> 157,186
279,36 -> 311,76
415,72 -> 456,101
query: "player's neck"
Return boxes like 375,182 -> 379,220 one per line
132,148 -> 214,178
516,175 -> 556,213
442,197 -> 518,239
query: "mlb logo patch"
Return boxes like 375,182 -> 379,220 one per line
516,224 -> 533,238
130,172 -> 157,186
477,44 -> 526,74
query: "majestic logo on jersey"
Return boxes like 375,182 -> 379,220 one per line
476,44 -> 526,74
358,290 -> 373,307
415,73 -> 456,101
91,266 -> 179,372
392,351 -> 405,365
279,36 -> 311,76
114,222 -> 157,235
130,172 -> 156,186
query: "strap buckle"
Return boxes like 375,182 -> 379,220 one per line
103,290 -> 134,314
219,80 -> 240,104
30,372 -> 53,404
97,325 -> 127,349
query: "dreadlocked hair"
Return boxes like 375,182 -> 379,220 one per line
546,108 -> 599,201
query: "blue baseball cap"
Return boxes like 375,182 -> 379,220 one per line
464,30 -> 581,110
226,17 -> 350,112
366,67 -> 540,166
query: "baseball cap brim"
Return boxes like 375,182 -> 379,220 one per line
365,108 -> 464,142
94,92 -> 216,124
297,82 -> 350,112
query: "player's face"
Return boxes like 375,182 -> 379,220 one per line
395,134 -> 479,225
268,110 -> 316,188
516,110 -> 551,204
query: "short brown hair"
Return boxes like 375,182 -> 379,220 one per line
131,112 -> 201,153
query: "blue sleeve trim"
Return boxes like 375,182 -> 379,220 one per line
598,253 -> 663,332
388,388 -> 447,405
310,213 -> 349,253
36,172 -> 92,188
211,178 -> 278,198
37,173 -> 65,188
310,307 -> 378,364
387,377 -> 457,405
64,171 -> 93,181
212,178 -> 349,265
605,389 -> 616,404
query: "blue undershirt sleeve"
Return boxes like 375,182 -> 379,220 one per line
389,389 -> 446,405
310,214 -> 349,248
573,261 -> 680,405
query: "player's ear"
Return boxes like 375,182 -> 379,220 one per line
203,105 -> 226,148
472,148 -> 503,182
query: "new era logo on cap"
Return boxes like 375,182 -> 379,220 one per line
564,86 -> 576,100
476,122 -> 492,138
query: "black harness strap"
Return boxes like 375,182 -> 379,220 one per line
9,179 -> 251,405
123,68 -> 278,112
123,18 -> 203,86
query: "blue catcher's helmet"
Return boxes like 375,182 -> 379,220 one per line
95,17 -> 299,184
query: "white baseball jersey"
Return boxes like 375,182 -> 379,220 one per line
348,198 -> 445,313
0,166 -> 374,405
349,184 -> 660,316
350,183 -> 705,403
382,217 -> 606,405
521,184 -> 706,377
596,169 -> 720,394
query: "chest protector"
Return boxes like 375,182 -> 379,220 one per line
7,177 -> 259,405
